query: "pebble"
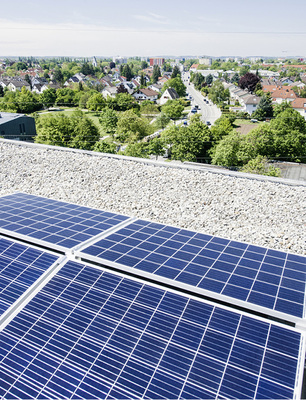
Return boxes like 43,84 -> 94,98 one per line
0,141 -> 305,255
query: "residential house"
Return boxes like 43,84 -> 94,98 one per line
132,88 -> 158,102
102,86 -> 118,98
31,76 -> 48,87
262,86 -> 297,104
0,112 -> 36,141
148,83 -> 163,93
101,75 -> 113,87
279,77 -> 294,85
7,80 -> 31,92
159,88 -> 179,105
242,95 -> 261,115
64,73 -> 86,86
32,84 -> 43,94
158,75 -> 170,85
189,64 -> 199,73
291,98 -> 306,120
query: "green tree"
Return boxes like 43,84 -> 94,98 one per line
56,88 -> 76,107
161,99 -> 184,120
273,102 -> 292,117
270,108 -> 306,162
141,60 -> 148,69
40,88 -> 57,108
94,140 -> 117,154
147,137 -> 166,159
152,65 -> 161,84
123,142 -> 149,158
206,74 -> 213,85
231,72 -> 240,84
154,113 -> 170,129
162,115 -> 211,162
116,109 -> 152,142
17,87 -> 41,113
69,111 -> 100,150
240,156 -> 281,177
252,94 -> 274,121
35,111 -> 99,150
53,68 -> 64,84
208,81 -> 230,104
162,77 -> 186,97
80,62 -> 94,75
239,65 -> 250,76
171,66 -> 181,79
99,108 -> 118,136
211,130 -> 242,167
106,93 -> 137,112
86,93 -> 105,111
122,64 -> 133,81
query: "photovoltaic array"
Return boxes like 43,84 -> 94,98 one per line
79,219 -> 306,321
0,235 -> 59,317
0,192 -> 305,399
0,260 -> 303,399
0,193 -> 129,250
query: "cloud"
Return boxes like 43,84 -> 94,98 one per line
133,12 -> 169,25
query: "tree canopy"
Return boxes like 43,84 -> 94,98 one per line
161,99 -> 184,120
238,72 -> 260,93
35,111 -> 99,150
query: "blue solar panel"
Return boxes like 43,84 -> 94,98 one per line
0,193 -> 130,250
80,219 -> 306,320
0,236 -> 59,317
0,260 -> 302,399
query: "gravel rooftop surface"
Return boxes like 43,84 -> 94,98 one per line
0,141 -> 305,255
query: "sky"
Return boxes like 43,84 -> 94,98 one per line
1,0 -> 306,58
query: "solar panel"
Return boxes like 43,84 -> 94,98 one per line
0,260 -> 303,399
79,219 -> 306,322
0,235 -> 59,318
0,193 -> 130,251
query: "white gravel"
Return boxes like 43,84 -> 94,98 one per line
0,141 -> 305,255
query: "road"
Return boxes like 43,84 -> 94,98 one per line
183,72 -> 221,125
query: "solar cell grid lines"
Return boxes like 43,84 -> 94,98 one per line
80,219 -> 306,321
0,260 -> 303,399
0,236 -> 59,318
0,193 -> 130,250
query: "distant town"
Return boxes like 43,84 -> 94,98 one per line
0,55 -> 305,177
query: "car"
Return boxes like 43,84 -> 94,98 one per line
191,108 -> 197,113
250,119 -> 258,123
206,121 -> 211,125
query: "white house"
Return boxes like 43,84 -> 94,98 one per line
159,88 -> 179,105
102,86 -> 118,98
132,88 -> 158,102
242,95 -> 261,115
7,80 -> 31,92
291,98 -> 306,120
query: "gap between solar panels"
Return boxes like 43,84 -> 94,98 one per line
0,192 -> 305,331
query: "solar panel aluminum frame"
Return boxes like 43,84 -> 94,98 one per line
0,237 -> 66,332
73,218 -> 306,328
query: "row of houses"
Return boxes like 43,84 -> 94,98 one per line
224,82 -> 306,119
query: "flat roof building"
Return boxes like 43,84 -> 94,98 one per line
0,112 -> 36,141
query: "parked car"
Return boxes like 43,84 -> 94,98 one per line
206,121 -> 211,125
191,108 -> 197,114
